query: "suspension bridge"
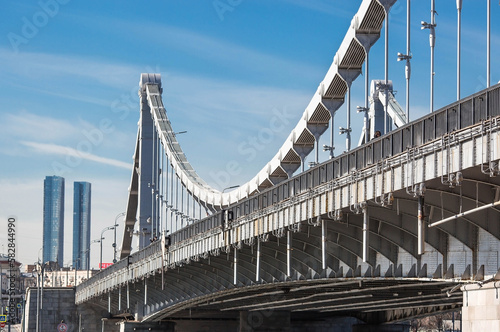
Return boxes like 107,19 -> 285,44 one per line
30,0 -> 500,331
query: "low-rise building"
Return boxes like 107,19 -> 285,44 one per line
40,269 -> 98,287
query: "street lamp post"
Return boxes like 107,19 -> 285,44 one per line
83,239 -> 100,278
100,226 -> 115,270
74,258 -> 80,285
422,0 -> 437,113
35,261 -> 49,332
35,263 -> 40,332
356,106 -> 370,143
113,212 -> 126,263
35,248 -> 42,332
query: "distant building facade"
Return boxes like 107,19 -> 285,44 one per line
43,176 -> 65,268
40,269 -> 97,287
72,182 -> 91,270
0,255 -> 23,320
24,264 -> 95,287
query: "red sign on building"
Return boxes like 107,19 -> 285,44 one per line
99,263 -> 113,269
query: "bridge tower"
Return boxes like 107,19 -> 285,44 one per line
135,73 -> 160,250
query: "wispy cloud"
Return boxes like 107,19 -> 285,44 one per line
0,107 -> 136,162
155,25 -> 321,79
1,111 -> 78,142
277,0 -> 355,17
164,72 -> 311,117
90,19 -> 323,85
21,141 -> 131,169
2,16 -> 324,91
7,80 -> 117,108
0,47 -> 145,90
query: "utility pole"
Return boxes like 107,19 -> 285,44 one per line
422,0 -> 437,113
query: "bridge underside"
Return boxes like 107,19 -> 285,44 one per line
89,263 -> 465,328
77,65 -> 500,330
86,155 -> 500,325
90,263 -> 462,325
151,278 -> 462,324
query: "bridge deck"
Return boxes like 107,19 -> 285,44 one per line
77,84 -> 500,323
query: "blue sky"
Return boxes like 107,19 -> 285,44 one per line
1,0 -> 499,268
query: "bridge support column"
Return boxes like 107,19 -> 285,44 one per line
462,282 -> 500,331
256,238 -> 261,281
234,247 -> 238,285
101,318 -> 122,332
352,324 -> 409,332
321,218 -> 326,269
239,310 -> 291,332
127,282 -> 130,309
287,230 -> 292,277
144,278 -> 148,305
417,194 -> 425,255
362,205 -> 369,262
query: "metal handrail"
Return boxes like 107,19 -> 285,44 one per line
77,83 -> 500,298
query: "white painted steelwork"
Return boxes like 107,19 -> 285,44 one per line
121,0 -> 398,257
137,0 -> 397,209
77,112 -> 500,305
77,0 -> 500,319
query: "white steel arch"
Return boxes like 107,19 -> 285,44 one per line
121,0 -> 397,256
142,0 -> 396,208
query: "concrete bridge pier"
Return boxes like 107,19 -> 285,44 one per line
77,303 -> 115,331
239,310 -> 291,332
462,282 -> 500,331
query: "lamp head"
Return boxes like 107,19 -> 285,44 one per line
322,144 -> 334,152
356,106 -> 368,113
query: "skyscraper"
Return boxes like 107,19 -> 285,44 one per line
43,176 -> 65,268
73,182 -> 91,270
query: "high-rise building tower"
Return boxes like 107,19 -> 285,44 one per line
43,176 -> 65,268
73,182 -> 91,270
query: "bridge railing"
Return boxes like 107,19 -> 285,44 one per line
77,84 -> 500,297
168,83 -> 500,244
170,213 -> 223,245
77,240 -> 163,293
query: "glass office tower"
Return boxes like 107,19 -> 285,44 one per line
43,176 -> 65,268
73,182 -> 91,270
